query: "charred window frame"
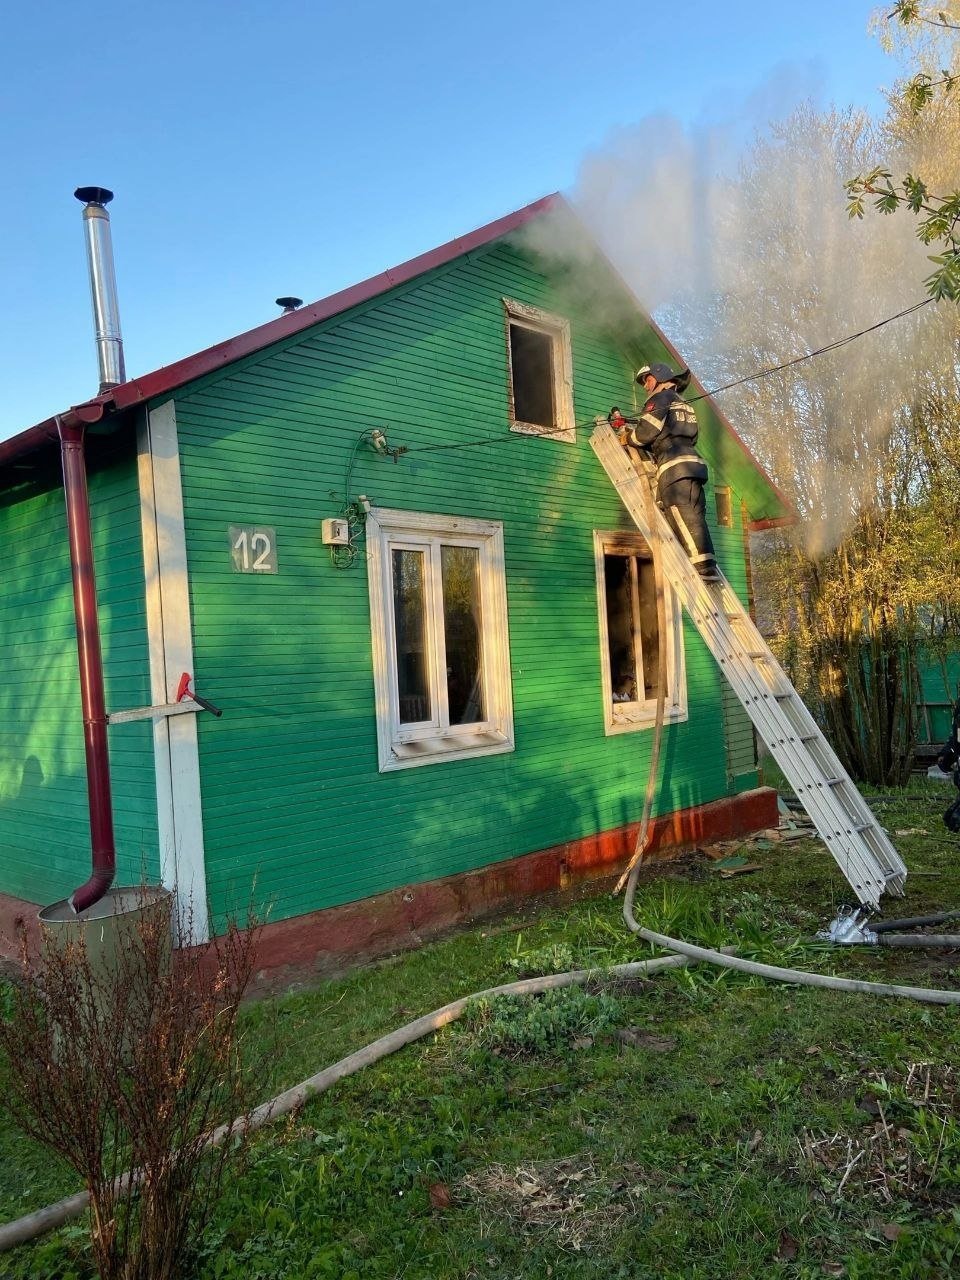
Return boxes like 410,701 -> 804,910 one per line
366,507 -> 515,772
593,530 -> 687,735
503,298 -> 575,443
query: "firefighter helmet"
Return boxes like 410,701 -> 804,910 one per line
636,362 -> 689,389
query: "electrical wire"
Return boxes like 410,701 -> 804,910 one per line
330,430 -> 376,569
388,296 -> 937,459
685,297 -> 935,403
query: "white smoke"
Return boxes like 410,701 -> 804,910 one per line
523,78 -> 959,553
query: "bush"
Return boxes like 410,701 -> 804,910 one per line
0,892 -> 266,1280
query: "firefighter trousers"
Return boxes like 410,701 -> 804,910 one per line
659,476 -> 718,577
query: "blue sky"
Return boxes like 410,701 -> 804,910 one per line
0,1 -> 906,440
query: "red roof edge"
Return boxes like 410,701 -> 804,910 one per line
2,193 -> 562,469
0,399 -> 109,469
570,219 -> 796,526
3,189 -> 793,525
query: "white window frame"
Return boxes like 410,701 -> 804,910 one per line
504,297 -> 576,443
367,507 -> 515,771
593,530 -> 687,735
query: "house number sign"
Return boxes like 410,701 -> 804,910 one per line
229,525 -> 278,574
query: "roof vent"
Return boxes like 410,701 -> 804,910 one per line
74,187 -> 126,393
276,296 -> 303,314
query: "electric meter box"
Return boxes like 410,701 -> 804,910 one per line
321,518 -> 350,546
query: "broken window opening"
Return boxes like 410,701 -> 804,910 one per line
594,531 -> 687,734
603,552 -> 665,707
509,322 -> 556,430
503,298 -> 575,442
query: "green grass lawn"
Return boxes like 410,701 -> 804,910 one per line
3,780 -> 960,1279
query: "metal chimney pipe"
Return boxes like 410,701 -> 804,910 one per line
74,187 -> 126,392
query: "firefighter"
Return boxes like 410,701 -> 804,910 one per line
609,362 -> 720,582
937,694 -> 960,833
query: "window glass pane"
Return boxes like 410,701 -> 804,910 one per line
637,558 -> 665,701
509,323 -> 556,428
604,554 -> 639,704
441,544 -> 485,724
392,549 -> 431,723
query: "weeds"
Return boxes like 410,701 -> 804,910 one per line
506,939 -> 576,978
456,987 -> 625,1060
4,783 -> 960,1278
798,1061 -> 960,1207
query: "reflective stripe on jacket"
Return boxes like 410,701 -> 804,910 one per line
623,389 -> 708,488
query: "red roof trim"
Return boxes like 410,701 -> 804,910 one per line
2,190 -> 793,523
578,236 -> 796,526
3,194 -> 561,466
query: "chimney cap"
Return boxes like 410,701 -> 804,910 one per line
276,296 -> 303,312
75,186 -> 115,206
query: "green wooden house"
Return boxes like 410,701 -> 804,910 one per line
0,195 -> 791,976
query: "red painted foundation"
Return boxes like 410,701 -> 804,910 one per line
249,787 -> 778,988
0,788 -> 778,986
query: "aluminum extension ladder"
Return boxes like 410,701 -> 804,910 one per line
590,419 -> 907,908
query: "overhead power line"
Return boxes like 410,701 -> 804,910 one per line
401,295 -> 938,456
686,298 -> 935,403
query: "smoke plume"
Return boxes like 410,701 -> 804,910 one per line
525,80 -> 959,554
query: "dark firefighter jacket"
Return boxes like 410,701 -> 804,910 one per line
622,389 -> 708,491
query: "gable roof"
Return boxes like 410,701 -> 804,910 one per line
0,194 -> 793,525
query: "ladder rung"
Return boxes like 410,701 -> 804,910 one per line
589,420 -> 909,910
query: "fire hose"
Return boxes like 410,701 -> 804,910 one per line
4,426 -> 960,1258
0,951 -> 702,1251
612,430 -> 960,1004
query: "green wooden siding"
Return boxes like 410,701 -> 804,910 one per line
167,238 -> 760,927
916,646 -> 960,746
0,436 -> 158,904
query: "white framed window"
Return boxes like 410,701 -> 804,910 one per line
594,530 -> 687,735
504,298 -> 575,443
366,508 -> 515,771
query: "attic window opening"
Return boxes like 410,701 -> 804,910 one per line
504,298 -> 575,443
509,324 -> 555,428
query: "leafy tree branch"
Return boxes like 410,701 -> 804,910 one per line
849,4 -> 960,299
846,168 -> 960,299
890,2 -> 960,31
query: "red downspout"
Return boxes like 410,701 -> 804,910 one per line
57,409 -> 116,912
